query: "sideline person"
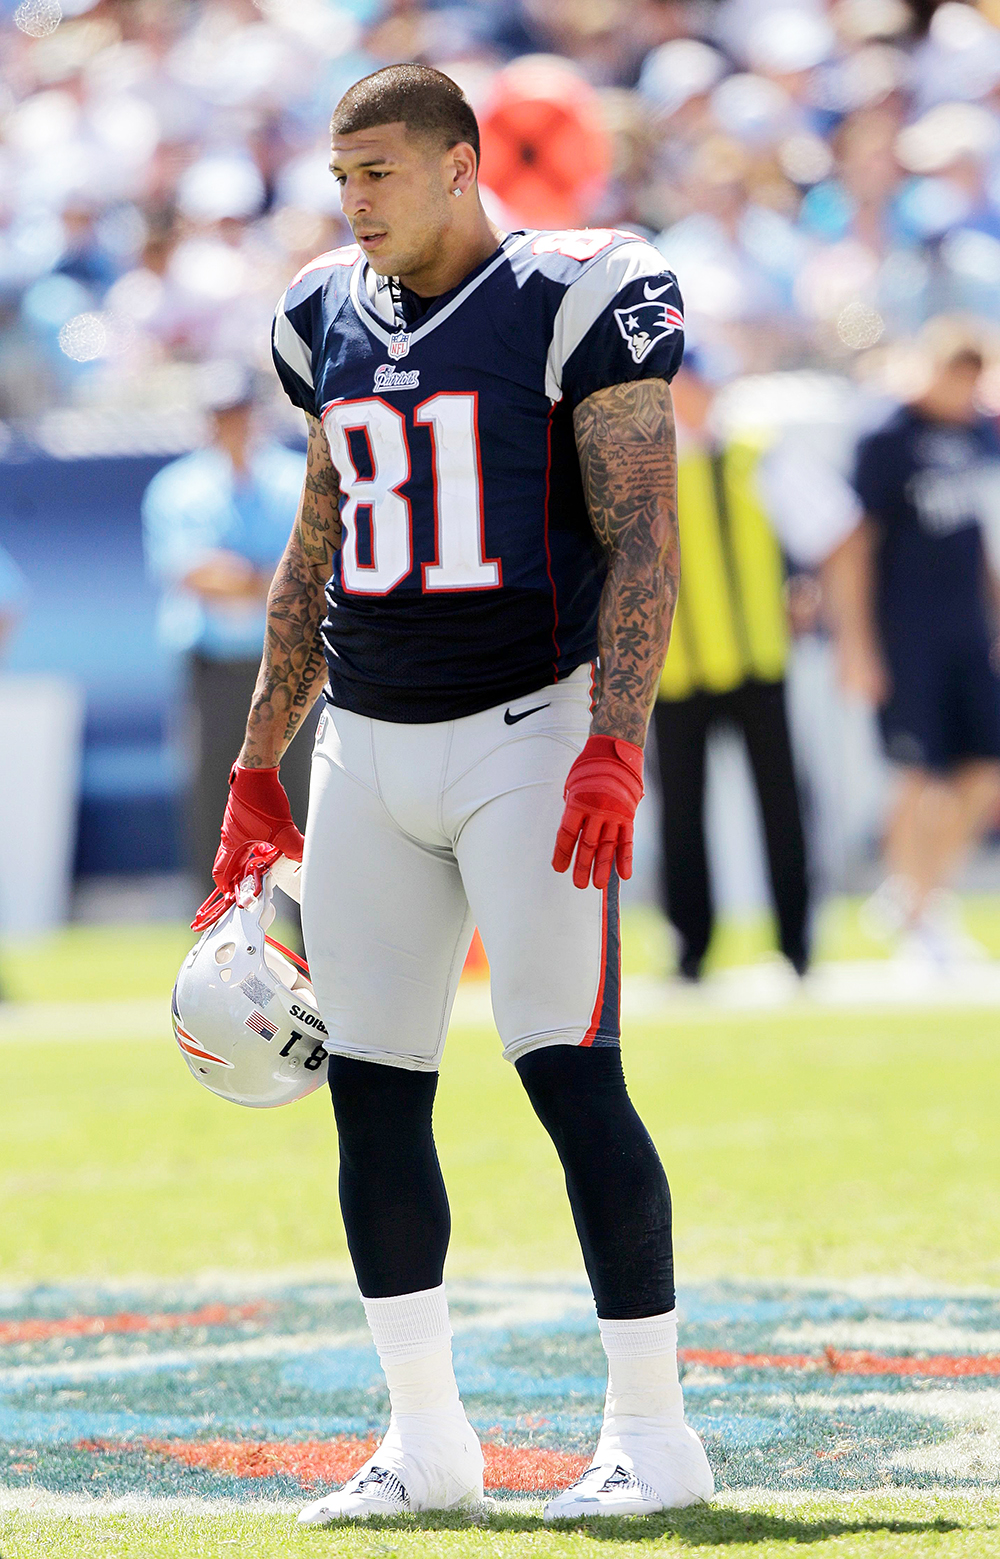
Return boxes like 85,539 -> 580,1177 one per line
142,362 -> 317,896
824,318 -> 1000,964
653,357 -> 810,982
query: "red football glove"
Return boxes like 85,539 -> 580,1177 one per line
212,764 -> 304,895
552,735 -> 644,890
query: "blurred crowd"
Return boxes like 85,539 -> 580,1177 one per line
4,0 -> 1000,422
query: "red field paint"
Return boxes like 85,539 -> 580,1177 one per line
136,1436 -> 379,1486
482,1444 -> 590,1491
0,1301 -> 268,1346
681,1348 -> 820,1371
80,1436 -> 591,1493
826,1349 -> 1000,1377
679,1346 -> 1000,1378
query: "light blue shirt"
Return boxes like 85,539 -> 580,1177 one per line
0,545 -> 26,613
142,441 -> 305,659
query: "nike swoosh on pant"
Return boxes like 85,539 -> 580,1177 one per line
504,703 -> 551,725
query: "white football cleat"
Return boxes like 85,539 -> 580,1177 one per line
544,1422 -> 713,1521
297,1411 -> 484,1525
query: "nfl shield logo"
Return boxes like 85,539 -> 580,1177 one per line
388,331 -> 410,360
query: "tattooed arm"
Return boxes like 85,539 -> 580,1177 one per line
238,415 -> 341,769
573,377 -> 680,746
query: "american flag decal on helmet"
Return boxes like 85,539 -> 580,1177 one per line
245,1010 -> 279,1041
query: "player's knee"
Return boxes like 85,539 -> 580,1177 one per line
515,1043 -> 628,1134
328,1054 -> 438,1159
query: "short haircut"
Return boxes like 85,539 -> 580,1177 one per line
330,64 -> 480,163
919,314 -> 992,373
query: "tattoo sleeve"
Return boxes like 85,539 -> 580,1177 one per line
573,378 -> 680,747
238,415 -> 342,769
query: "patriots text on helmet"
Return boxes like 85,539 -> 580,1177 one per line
290,1002 -> 328,1034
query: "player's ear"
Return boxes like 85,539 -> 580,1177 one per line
446,140 -> 477,200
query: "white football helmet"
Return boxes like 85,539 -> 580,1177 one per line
172,851 -> 328,1108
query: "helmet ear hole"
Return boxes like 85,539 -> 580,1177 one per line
214,942 -> 236,965
219,968 -> 232,983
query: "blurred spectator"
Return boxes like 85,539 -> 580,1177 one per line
0,544 -> 27,653
4,0 -> 1000,411
652,356 -> 810,981
0,542 -> 26,995
142,360 -> 314,896
823,316 -> 1000,965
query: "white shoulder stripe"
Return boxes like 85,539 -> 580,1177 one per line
273,291 -> 314,390
544,242 -> 673,402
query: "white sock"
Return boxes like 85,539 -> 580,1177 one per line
598,1310 -> 685,1430
362,1284 -> 461,1416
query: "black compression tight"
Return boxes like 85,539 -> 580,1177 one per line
515,1045 -> 675,1319
328,1055 -> 450,1298
328,1046 -> 673,1317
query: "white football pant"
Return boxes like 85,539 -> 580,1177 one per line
300,664 -> 620,1071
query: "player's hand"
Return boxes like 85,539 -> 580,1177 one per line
552,735 -> 644,890
212,764 -> 304,895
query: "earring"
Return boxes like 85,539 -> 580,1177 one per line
453,187 -> 462,197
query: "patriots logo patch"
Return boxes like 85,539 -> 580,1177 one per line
613,299 -> 683,364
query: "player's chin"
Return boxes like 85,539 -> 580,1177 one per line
357,233 -> 393,268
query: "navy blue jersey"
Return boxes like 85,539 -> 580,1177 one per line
271,228 -> 684,721
853,406 -> 1000,648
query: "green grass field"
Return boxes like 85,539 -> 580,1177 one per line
1,904 -> 999,1557
4,1494 -> 1000,1559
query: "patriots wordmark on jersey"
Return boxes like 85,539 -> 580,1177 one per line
271,228 -> 685,723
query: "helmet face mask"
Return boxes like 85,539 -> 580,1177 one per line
172,869 -> 328,1108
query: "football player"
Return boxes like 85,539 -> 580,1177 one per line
211,63 -> 712,1521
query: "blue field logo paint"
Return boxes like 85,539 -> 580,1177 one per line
0,1281 -> 998,1502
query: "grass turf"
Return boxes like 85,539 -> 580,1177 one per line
2,909 -> 1000,1557
0,962 -> 998,1284
2,1495 -> 1000,1558
9,893 -> 1000,1006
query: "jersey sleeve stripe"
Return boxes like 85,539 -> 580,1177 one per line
544,242 -> 677,403
273,291 -> 314,390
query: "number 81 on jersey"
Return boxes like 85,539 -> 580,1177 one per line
322,394 -> 501,595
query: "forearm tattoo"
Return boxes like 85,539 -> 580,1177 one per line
573,378 -> 680,747
240,416 -> 341,768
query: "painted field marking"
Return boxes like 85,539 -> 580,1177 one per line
0,1328 -> 372,1388
679,1348 -> 1000,1377
0,1286 -> 594,1389
0,1302 -> 267,1346
3,1278 -> 1000,1497
77,1436 -> 591,1494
